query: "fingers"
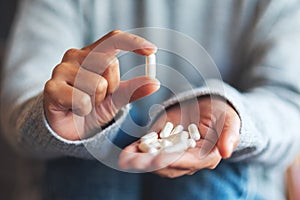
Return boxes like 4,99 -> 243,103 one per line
118,141 -> 157,172
119,145 -> 222,178
216,108 -> 241,158
48,30 -> 158,117
119,141 -> 183,172
169,146 -> 221,170
44,80 -> 92,116
47,61 -> 160,121
56,29 -> 159,110
62,49 -> 119,75
92,76 -> 160,126
52,61 -> 119,105
153,147 -> 221,178
112,76 -> 160,110
62,50 -> 120,93
154,168 -> 192,179
198,97 -> 240,159
101,59 -> 120,93
83,30 -> 157,56
118,141 -> 140,169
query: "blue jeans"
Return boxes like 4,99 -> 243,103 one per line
142,160 -> 258,200
43,158 -> 141,200
43,158 -> 259,200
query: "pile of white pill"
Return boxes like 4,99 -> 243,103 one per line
138,122 -> 201,154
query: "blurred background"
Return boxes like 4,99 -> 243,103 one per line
0,0 -> 19,199
0,0 -> 17,63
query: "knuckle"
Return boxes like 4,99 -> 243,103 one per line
106,56 -> 118,68
95,78 -> 108,95
77,94 -> 91,109
108,29 -> 122,36
64,48 -> 79,59
44,80 -> 66,106
101,55 -> 115,71
65,48 -> 79,56
103,57 -> 119,76
72,94 -> 92,116
44,80 -> 57,94
52,64 -> 66,78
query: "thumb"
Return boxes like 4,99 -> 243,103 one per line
216,113 -> 240,159
112,76 -> 160,109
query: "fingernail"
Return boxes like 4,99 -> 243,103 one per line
145,77 -> 160,86
141,41 -> 157,53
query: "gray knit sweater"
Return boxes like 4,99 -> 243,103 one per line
1,0 -> 300,199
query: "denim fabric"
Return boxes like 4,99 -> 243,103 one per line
43,158 -> 141,200
142,160 -> 260,200
42,158 -> 261,200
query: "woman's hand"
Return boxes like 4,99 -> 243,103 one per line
119,96 -> 240,178
44,30 -> 160,140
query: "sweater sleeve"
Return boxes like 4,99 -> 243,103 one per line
236,0 -> 300,167
0,0 -> 128,160
151,0 -> 300,169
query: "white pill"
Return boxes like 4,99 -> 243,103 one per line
149,141 -> 162,150
138,142 -> 152,153
162,141 -> 188,153
160,122 -> 174,138
141,131 -> 158,143
188,123 -> 201,141
138,141 -> 161,153
187,138 -> 197,148
160,139 -> 173,148
148,147 -> 160,154
145,54 -> 156,79
165,131 -> 189,144
170,125 -> 184,135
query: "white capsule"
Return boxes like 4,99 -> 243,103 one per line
148,147 -> 160,154
188,123 -> 201,141
170,125 -> 184,135
159,122 -> 174,138
165,131 -> 189,144
161,141 -> 188,153
187,138 -> 197,148
160,139 -> 173,148
138,142 -> 152,153
145,54 -> 156,79
149,141 -> 162,150
140,131 -> 158,143
138,141 -> 161,153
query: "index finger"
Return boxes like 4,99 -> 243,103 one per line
83,30 -> 157,55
